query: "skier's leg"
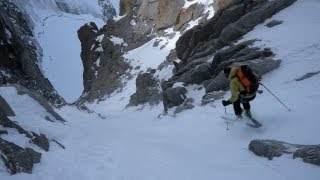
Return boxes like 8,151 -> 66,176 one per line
233,99 -> 242,117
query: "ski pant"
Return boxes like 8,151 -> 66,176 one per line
233,95 -> 256,115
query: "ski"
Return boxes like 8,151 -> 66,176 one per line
244,114 -> 262,128
221,115 -> 262,128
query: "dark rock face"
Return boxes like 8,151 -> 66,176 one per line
176,0 -> 296,61
0,115 -> 50,151
77,22 -> 129,101
249,139 -> 320,166
0,138 -> 41,174
162,86 -> 187,112
128,72 -> 162,106
176,63 -> 212,84
0,0 -> 64,106
0,95 -> 15,116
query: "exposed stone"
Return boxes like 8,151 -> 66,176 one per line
119,0 -> 137,16
155,0 -> 185,30
77,22 -> 129,101
214,0 -> 296,50
266,20 -> 283,28
213,0 -> 233,11
163,86 -> 187,112
174,3 -> 205,31
204,72 -> 229,93
0,95 -> 15,116
249,139 -> 292,160
176,0 -> 297,61
176,63 -> 212,84
128,72 -> 162,106
174,98 -> 195,114
293,145 -> 320,166
249,139 -> 320,166
31,133 -> 50,152
295,71 -> 320,81
0,137 -> 41,174
0,115 -> 50,151
201,91 -> 226,105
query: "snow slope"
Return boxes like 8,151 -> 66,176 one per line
0,0 -> 320,179
34,13 -> 104,103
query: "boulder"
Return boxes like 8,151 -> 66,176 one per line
266,20 -> 283,28
249,139 -> 291,160
174,98 -> 195,114
163,86 -> 187,112
176,63 -> 212,84
128,72 -> 162,106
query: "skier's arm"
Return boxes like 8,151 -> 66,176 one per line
228,80 -> 239,103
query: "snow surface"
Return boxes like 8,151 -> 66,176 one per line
1,0 -> 320,179
35,13 -> 104,103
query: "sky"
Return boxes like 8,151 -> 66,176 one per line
0,0 -> 320,179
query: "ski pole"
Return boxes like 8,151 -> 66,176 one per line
224,107 -> 229,130
260,83 -> 291,112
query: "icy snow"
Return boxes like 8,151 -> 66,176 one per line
0,0 -> 320,180
35,13 -> 104,103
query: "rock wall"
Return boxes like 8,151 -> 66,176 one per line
0,0 -> 64,106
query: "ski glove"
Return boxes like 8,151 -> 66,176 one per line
222,100 -> 232,106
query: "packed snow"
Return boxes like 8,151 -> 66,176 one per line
0,0 -> 320,180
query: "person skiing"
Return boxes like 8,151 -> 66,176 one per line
221,65 -> 261,119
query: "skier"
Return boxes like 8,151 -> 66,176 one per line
221,65 -> 261,119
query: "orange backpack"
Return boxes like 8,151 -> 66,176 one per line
237,65 -> 259,94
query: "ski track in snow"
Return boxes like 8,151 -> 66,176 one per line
1,0 -> 320,179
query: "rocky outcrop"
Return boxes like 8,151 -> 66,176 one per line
0,138 -> 41,175
77,22 -> 129,101
249,139 -> 320,166
98,0 -> 117,21
128,72 -> 162,106
155,0 -> 185,30
176,0 -> 297,62
162,86 -> 188,112
0,0 -> 64,106
0,115 -> 50,151
160,0 -> 297,111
